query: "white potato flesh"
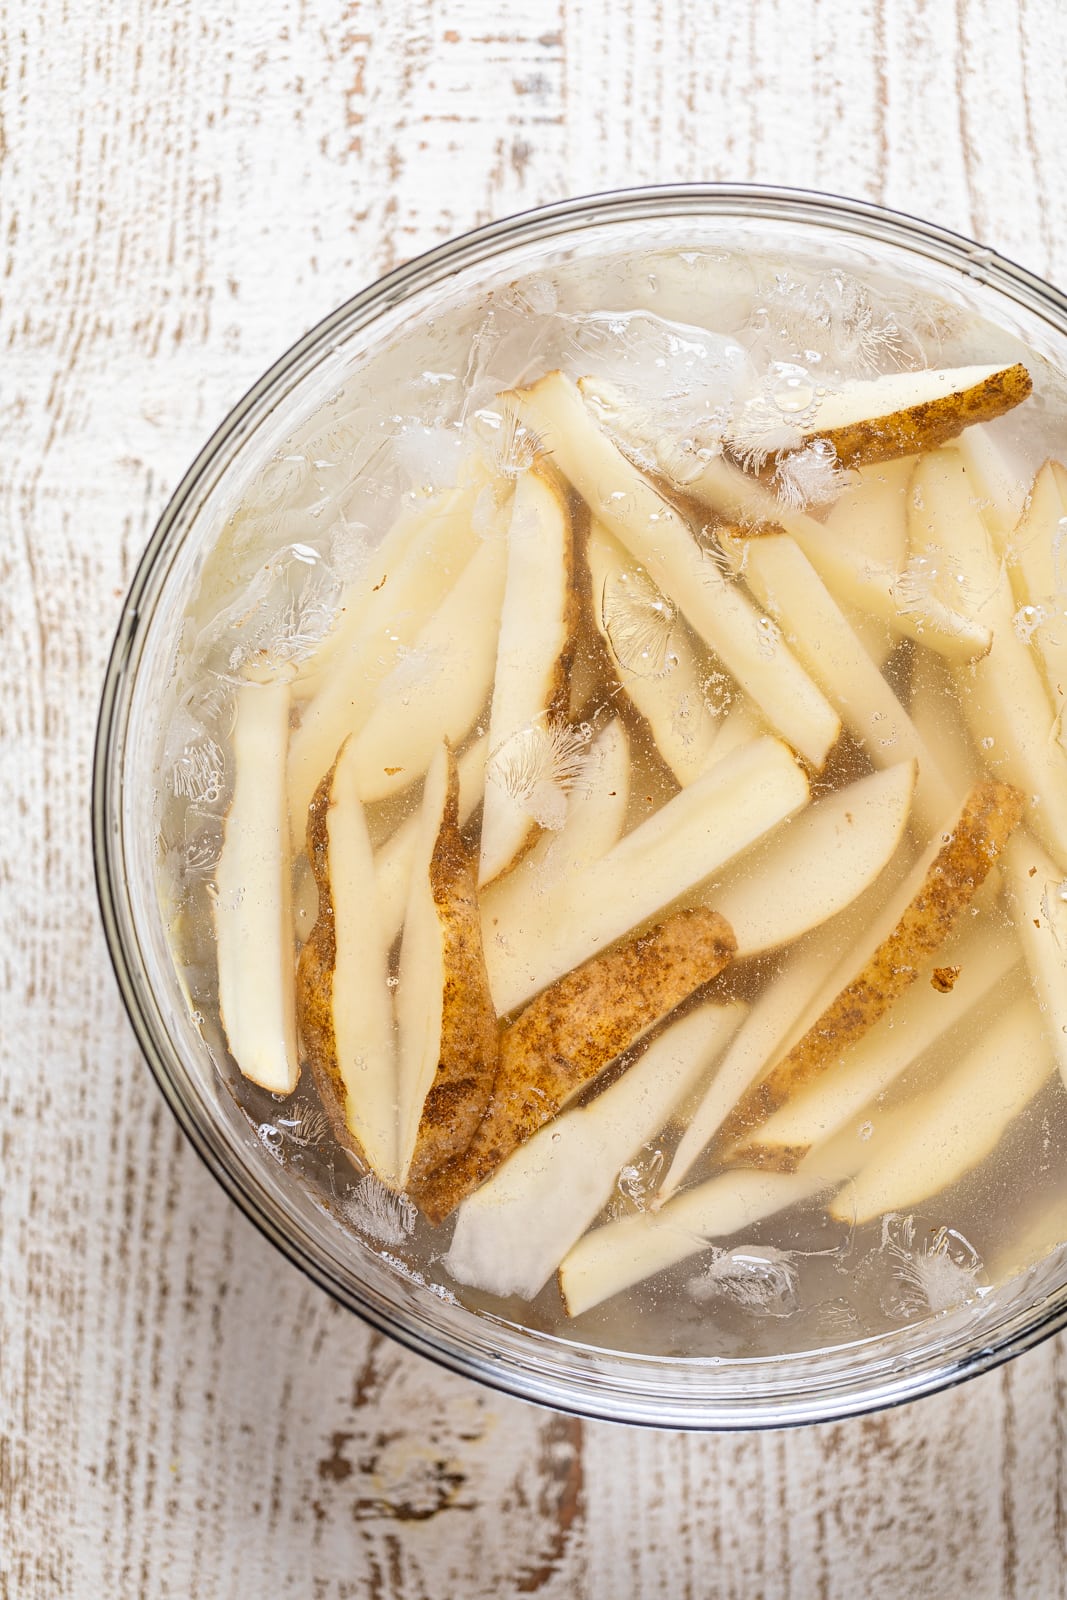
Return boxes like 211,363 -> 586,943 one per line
707,760 -> 916,958
286,467 -> 492,846
482,735 -> 810,1016
909,451 -> 1067,867
480,716 -> 631,935
214,679 -> 299,1094
581,376 -> 992,662
738,917 -> 1020,1165
585,522 -> 720,785
559,1169 -> 832,1319
325,737 -> 399,1183
825,992 -> 1052,1226
823,457 -> 914,572
353,530 -> 508,804
374,733 -> 488,948
510,373 -> 841,768
479,470 -> 574,885
1007,459 -> 1067,718
445,1002 -> 746,1301
722,530 -> 955,824
1003,829 -> 1067,1089
956,422 -> 1029,547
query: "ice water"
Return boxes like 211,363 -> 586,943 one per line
156,235 -> 1067,1361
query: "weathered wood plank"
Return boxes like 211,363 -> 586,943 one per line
5,0 -> 1067,1596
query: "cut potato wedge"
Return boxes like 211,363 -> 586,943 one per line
296,739 -> 398,1184
727,363 -> 1032,472
353,530 -> 509,804
825,992 -> 1052,1225
375,733 -> 488,949
394,744 -> 500,1191
956,422 -> 1029,547
707,760 -> 916,958
286,464 -> 493,847
585,521 -> 721,785
479,470 -> 576,885
734,916 -> 1019,1171
582,376 -> 993,663
415,906 -> 737,1223
559,1169 -> 832,1319
1003,829 -> 1067,1089
910,452 -> 1067,867
480,716 -> 631,935
720,529 -> 955,824
482,735 -> 809,1016
445,1001 -> 746,1300
822,456 -> 914,572
509,373 -> 841,768
715,779 -> 1025,1147
1007,459 -> 1067,715
214,678 -> 299,1095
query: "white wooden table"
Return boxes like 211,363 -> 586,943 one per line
5,3 -> 1067,1594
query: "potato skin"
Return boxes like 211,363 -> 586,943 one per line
783,363 -> 1032,472
406,746 -> 502,1192
414,905 -> 736,1223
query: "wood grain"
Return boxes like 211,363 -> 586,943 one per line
4,0 -> 1067,1595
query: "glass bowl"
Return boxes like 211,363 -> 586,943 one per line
94,184 -> 1067,1429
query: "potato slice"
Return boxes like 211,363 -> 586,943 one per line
374,732 -> 488,948
445,1001 -> 746,1300
480,716 -> 631,936
508,373 -> 841,768
715,778 -> 1024,1148
734,916 -> 1019,1171
909,450 -> 1067,866
353,529 -> 509,804
286,463 -> 493,847
822,456 -> 914,571
214,677 -> 299,1095
825,992 -> 1052,1225
582,376 -> 993,663
415,906 -> 737,1223
296,739 -> 398,1184
956,422 -> 1029,547
727,363 -> 1032,472
707,759 -> 916,958
719,529 -> 955,825
479,470 -> 576,886
482,734 -> 809,1017
1003,829 -> 1067,1089
394,744 -> 500,1191
585,522 -> 721,785
1007,459 -> 1067,716
559,1169 -> 831,1319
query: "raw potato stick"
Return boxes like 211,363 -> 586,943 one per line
1003,829 -> 1067,1089
715,779 -> 1025,1148
479,468 -> 576,885
296,739 -> 398,1184
727,362 -> 1032,472
394,744 -> 501,1191
214,676 -> 299,1095
585,520 -> 721,785
414,906 -> 737,1223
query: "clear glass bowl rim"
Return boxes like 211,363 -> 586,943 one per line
93,181 -> 1067,1431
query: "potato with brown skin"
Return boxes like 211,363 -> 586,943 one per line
715,778 -> 1025,1151
414,906 -> 736,1223
396,743 -> 502,1193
